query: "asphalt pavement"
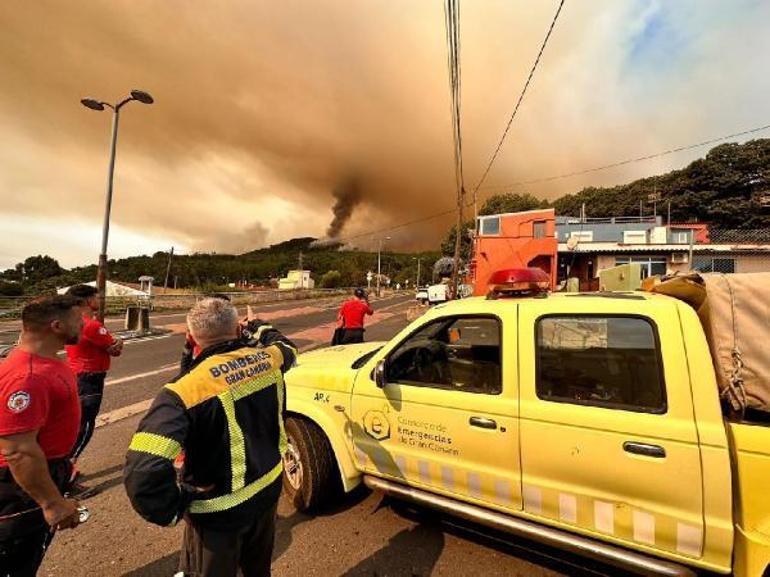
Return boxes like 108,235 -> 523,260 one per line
33,294 -> 603,577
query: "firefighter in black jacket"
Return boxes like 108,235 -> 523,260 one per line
124,298 -> 297,577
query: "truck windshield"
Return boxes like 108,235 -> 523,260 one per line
351,347 -> 383,369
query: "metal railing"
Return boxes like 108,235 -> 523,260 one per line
0,288 -> 355,320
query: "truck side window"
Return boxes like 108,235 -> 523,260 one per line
387,316 -> 502,395
536,316 -> 666,413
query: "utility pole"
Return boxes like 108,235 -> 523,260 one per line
163,246 -> 174,293
688,227 -> 695,271
298,250 -> 303,270
413,256 -> 422,288
376,237 -> 391,297
667,201 -> 671,226
451,187 -> 465,300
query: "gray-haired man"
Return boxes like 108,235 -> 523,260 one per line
124,298 -> 296,577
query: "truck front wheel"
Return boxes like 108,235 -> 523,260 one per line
282,417 -> 340,512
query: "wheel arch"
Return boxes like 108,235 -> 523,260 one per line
285,402 -> 362,493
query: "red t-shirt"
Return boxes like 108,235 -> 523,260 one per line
65,315 -> 116,373
0,349 -> 81,465
339,298 -> 374,329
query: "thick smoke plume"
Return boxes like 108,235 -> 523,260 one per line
1,1 -> 768,266
326,176 -> 362,238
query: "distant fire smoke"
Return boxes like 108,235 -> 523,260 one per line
326,175 -> 362,238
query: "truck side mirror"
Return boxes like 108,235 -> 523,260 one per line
374,359 -> 388,388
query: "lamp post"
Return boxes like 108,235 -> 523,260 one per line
412,256 -> 421,288
81,89 -> 153,321
376,236 -> 391,297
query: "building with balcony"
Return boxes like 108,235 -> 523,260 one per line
556,216 -> 770,291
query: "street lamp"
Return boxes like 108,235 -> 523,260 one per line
81,89 -> 153,321
376,236 -> 391,297
412,256 -> 422,288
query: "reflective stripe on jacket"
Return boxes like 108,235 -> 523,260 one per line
124,325 -> 296,530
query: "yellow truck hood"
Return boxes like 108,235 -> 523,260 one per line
286,342 -> 385,392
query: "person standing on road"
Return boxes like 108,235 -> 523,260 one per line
337,288 -> 373,344
64,285 -> 123,477
0,296 -> 85,576
124,298 -> 297,577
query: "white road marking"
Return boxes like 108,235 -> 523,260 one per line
96,399 -> 153,429
106,364 -> 179,387
122,334 -> 172,346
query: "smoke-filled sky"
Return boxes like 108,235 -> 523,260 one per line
1,0 -> 769,269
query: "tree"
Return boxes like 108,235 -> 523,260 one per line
440,220 -> 474,257
19,255 -> 63,283
478,192 -> 547,216
319,270 -> 342,288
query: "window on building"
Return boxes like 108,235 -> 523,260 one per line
614,256 -> 667,278
672,231 -> 691,244
692,256 -> 736,273
386,316 -> 502,395
533,221 -> 547,239
479,217 -> 501,236
536,316 -> 666,413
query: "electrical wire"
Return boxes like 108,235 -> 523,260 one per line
480,122 -> 770,194
471,0 -> 566,199
331,122 -> 770,246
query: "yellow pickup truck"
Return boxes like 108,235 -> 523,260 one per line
280,283 -> 769,576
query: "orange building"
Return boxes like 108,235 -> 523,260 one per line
468,208 -> 558,296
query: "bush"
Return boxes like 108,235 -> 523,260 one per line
319,270 -> 342,288
0,281 -> 23,296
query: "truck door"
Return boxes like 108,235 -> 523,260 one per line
351,311 -> 521,512
518,297 -> 705,561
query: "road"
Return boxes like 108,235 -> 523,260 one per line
33,294 -> 602,577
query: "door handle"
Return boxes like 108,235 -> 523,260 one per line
623,441 -> 666,458
469,416 -> 497,430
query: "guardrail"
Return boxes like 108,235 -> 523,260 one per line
0,288 -> 359,320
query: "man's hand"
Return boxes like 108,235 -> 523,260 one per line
0,431 -> 80,531
42,498 -> 80,530
107,337 -> 124,356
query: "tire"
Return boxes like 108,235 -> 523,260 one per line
282,417 -> 340,512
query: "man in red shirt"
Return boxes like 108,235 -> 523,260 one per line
337,288 -> 374,344
0,295 -> 84,576
64,285 -> 123,468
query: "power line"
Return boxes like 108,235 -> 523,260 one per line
333,122 -> 770,245
471,0 -> 566,205
481,122 -> 770,193
444,0 -> 466,296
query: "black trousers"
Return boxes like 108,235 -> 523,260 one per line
0,528 -> 54,577
71,372 -> 106,460
340,328 -> 365,344
0,461 -> 70,577
179,502 -> 278,577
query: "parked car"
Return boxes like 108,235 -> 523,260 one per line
427,283 -> 448,304
414,287 -> 429,304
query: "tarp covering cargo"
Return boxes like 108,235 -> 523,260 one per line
644,272 -> 770,415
